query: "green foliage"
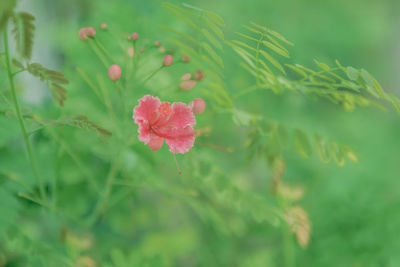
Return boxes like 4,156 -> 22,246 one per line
1,0 -> 399,266
163,2 -> 233,109
26,62 -> 69,106
285,60 -> 400,113
244,118 -> 358,167
0,0 -> 16,31
0,188 -> 19,236
11,12 -> 35,60
33,114 -> 112,141
230,22 -> 400,114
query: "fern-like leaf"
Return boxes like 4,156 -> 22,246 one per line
0,0 -> 16,31
244,117 -> 358,167
164,2 -> 232,108
27,63 -> 69,106
231,22 -> 400,114
33,115 -> 112,141
12,12 -> 35,60
12,58 -> 25,69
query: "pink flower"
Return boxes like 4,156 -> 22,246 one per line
154,40 -> 161,47
133,95 -> 196,154
189,98 -> 206,114
108,64 -> 121,82
162,55 -> 174,66
100,23 -> 107,30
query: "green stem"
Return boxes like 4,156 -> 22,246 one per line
234,84 -> 269,99
76,67 -> 103,101
101,158 -> 121,214
94,38 -> 114,63
27,126 -> 45,136
0,90 -> 11,104
96,74 -> 124,139
3,28 -> 46,202
88,39 -> 109,69
87,154 -> 123,225
133,42 -> 137,68
12,69 -> 26,76
45,126 -> 100,192
142,66 -> 163,85
114,81 -> 122,98
52,138 -> 63,210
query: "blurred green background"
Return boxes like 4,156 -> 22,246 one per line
1,0 -> 400,266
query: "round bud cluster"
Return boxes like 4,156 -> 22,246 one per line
178,70 -> 205,91
78,28 -> 88,41
162,55 -> 174,66
179,73 -> 195,91
194,70 -> 204,81
86,27 -> 96,37
100,23 -> 107,30
108,64 -> 122,82
131,32 -> 139,41
78,27 -> 96,41
182,55 -> 190,63
189,98 -> 206,114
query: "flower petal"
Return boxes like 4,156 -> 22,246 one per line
133,95 -> 161,124
148,134 -> 164,151
137,122 -> 151,143
164,126 -> 195,154
167,102 -> 196,128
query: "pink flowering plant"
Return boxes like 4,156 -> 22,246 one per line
1,1 -> 400,266
133,95 -> 196,153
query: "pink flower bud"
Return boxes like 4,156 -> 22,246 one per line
162,55 -> 174,66
108,64 -> 121,82
180,80 -> 196,91
131,32 -> 139,40
194,70 -> 204,81
100,23 -> 107,30
182,55 -> 190,63
127,47 -> 134,57
181,73 -> 192,81
86,27 -> 96,38
189,98 -> 206,114
78,28 -> 88,41
154,40 -> 161,47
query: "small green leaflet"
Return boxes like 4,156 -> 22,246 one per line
12,12 -> 35,60
294,129 -> 312,158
